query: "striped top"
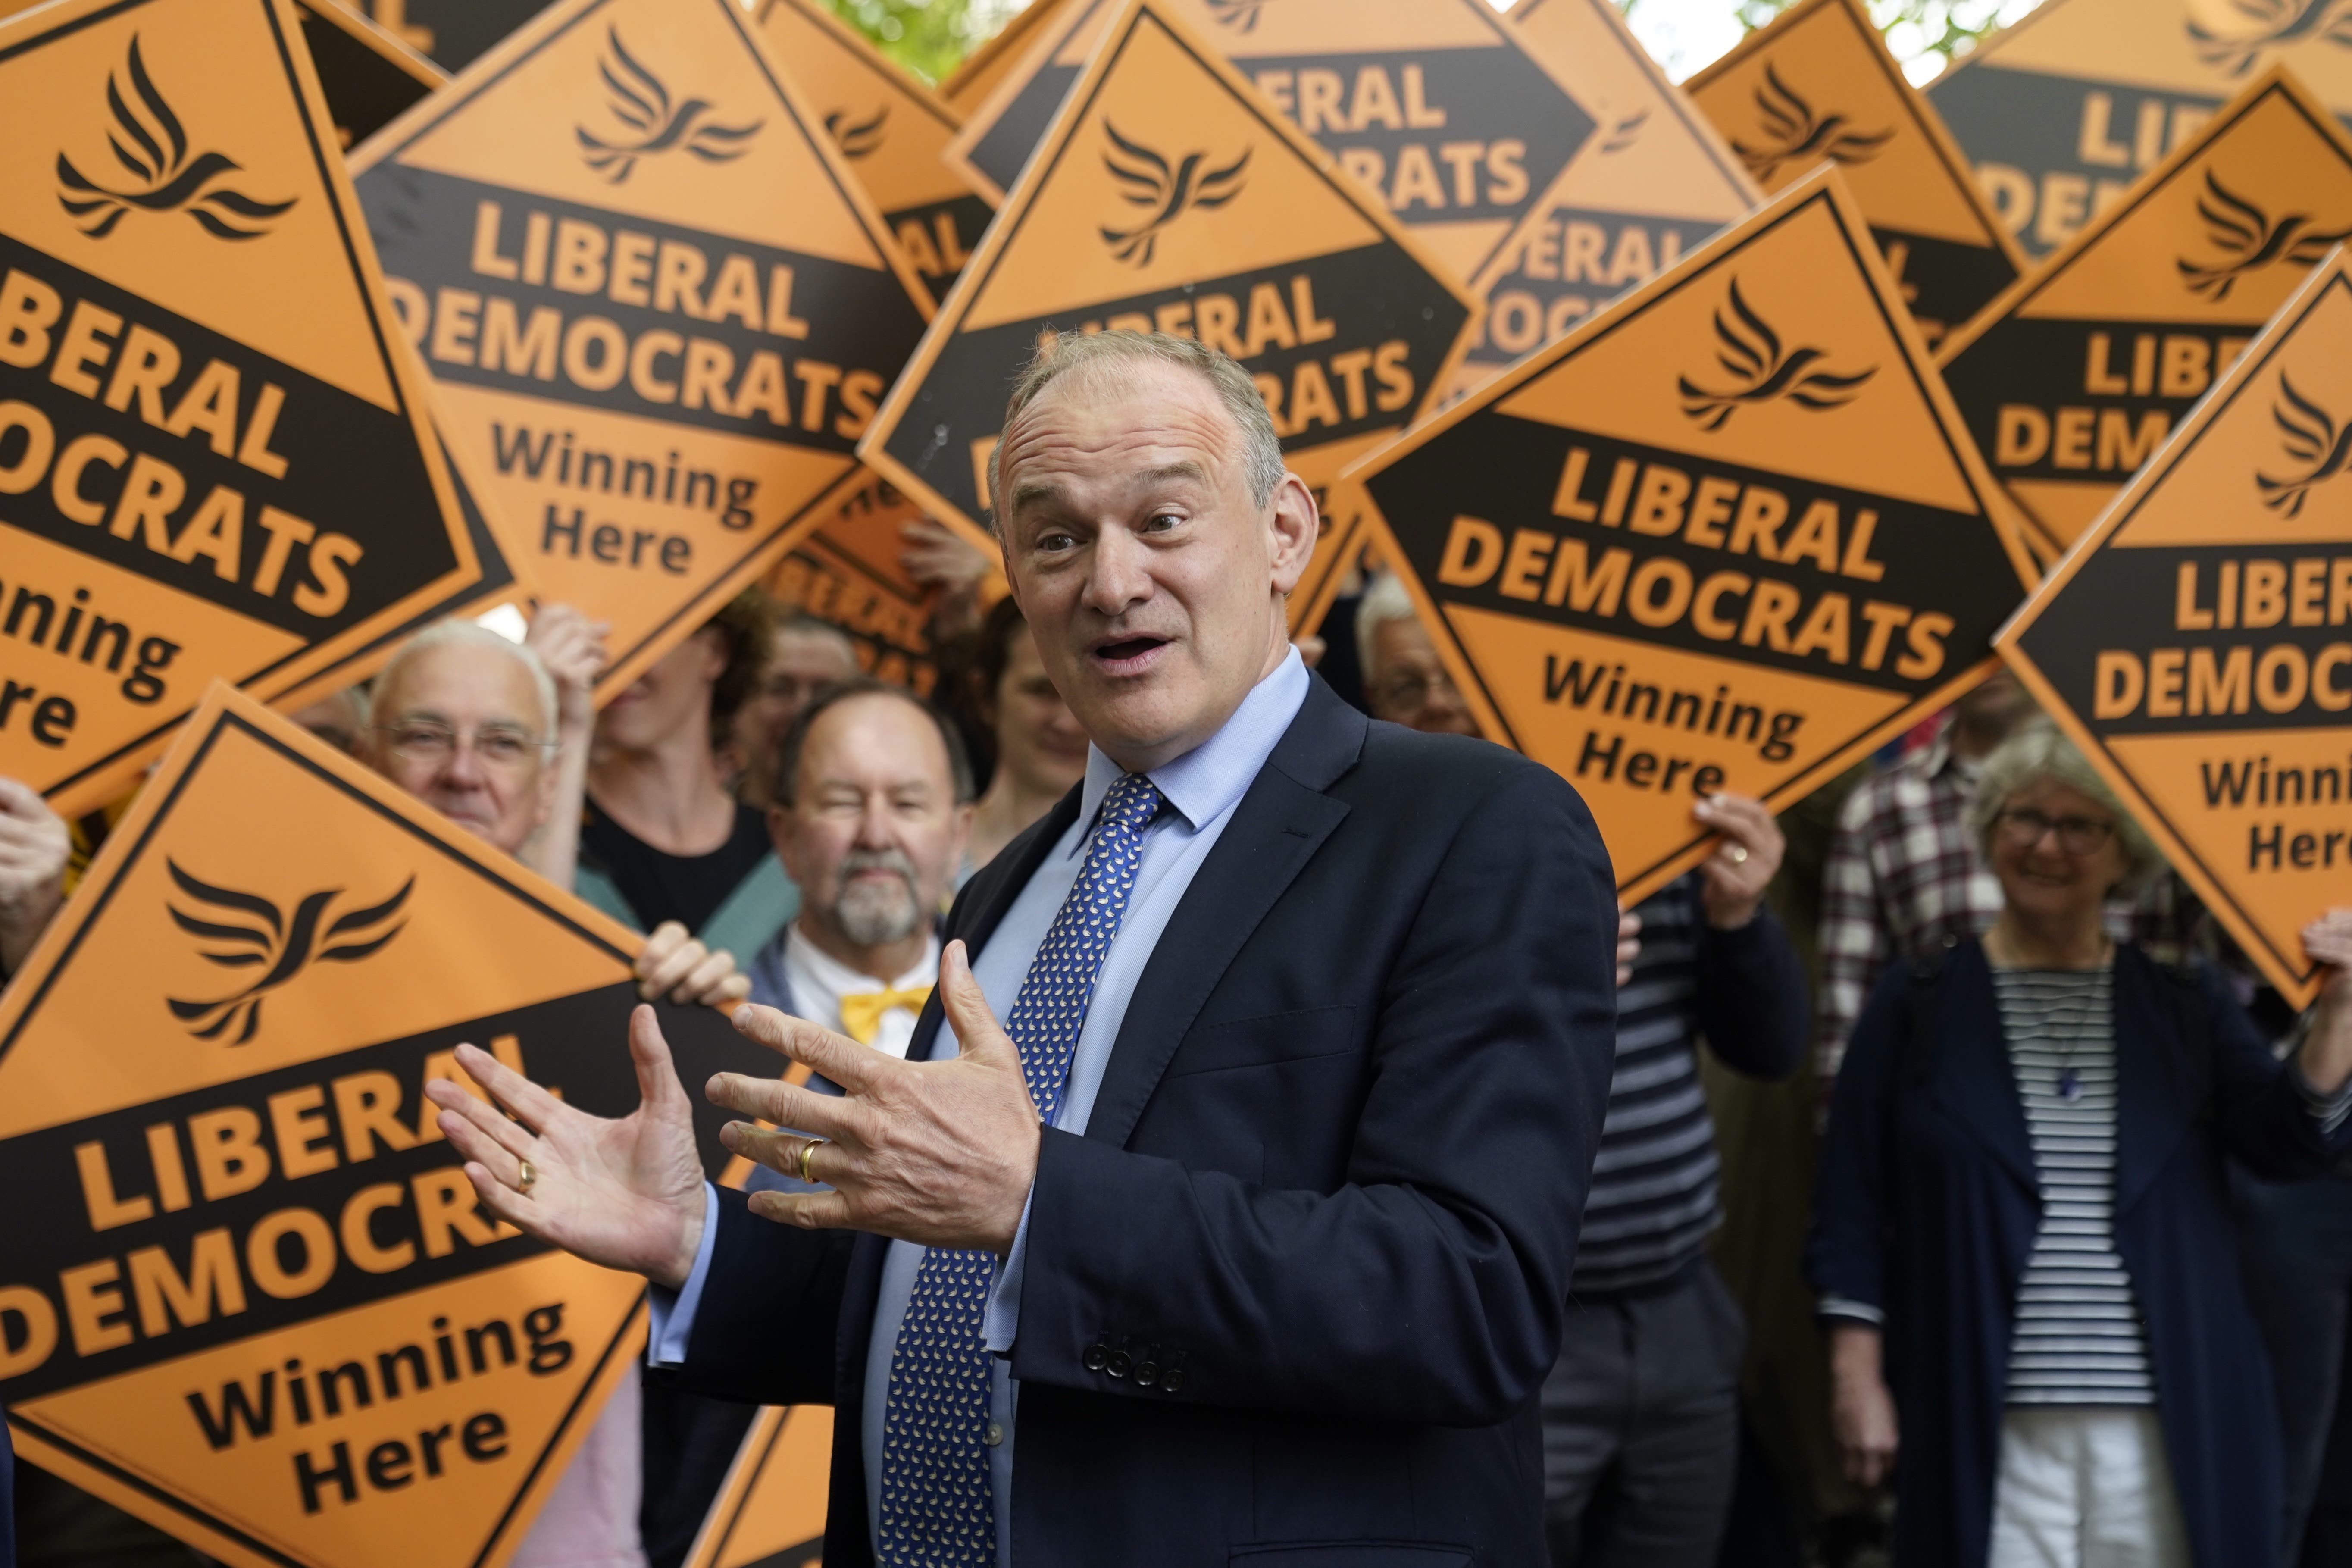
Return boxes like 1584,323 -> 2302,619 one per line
1994,963 -> 2155,1407
1575,878 -> 1806,1294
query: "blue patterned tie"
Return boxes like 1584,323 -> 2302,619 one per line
874,771 -> 1163,1566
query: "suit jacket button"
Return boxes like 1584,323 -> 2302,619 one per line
1160,1367 -> 1185,1393
1106,1351 -> 1132,1379
1083,1344 -> 1108,1373
1135,1361 -> 1159,1387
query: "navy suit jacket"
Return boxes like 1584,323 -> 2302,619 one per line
663,677 -> 1620,1566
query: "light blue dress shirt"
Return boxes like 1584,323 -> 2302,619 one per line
651,648 -> 1310,1566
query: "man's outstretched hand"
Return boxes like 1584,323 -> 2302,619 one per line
710,940 -> 1042,1255
428,1007 -> 709,1289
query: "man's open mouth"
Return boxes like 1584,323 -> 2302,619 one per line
1092,635 -> 1168,664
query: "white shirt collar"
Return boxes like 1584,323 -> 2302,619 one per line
783,922 -> 938,998
1076,647 -> 1310,842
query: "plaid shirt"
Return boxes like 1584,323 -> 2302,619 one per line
1814,720 -> 2200,1088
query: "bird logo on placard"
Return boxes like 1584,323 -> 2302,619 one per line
1678,279 -> 1877,431
1206,0 -> 1277,30
165,862 -> 413,1045
55,37 -> 296,240
2177,170 -> 2351,300
1730,65 -> 1892,184
1100,123 -> 1250,267
576,26 -> 762,185
2256,373 -> 2352,517
824,105 -> 889,160
1599,108 -> 1651,155
2187,0 -> 2352,76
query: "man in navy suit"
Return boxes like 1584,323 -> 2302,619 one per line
428,332 -> 1621,1567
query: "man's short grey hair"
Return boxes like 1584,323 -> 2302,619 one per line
373,618 -> 559,742
1965,716 -> 2164,895
1354,570 -> 1417,682
989,330 -> 1286,523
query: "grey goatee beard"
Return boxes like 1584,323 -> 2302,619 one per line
830,847 -> 923,948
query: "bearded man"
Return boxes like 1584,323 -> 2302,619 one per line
745,678 -> 976,1058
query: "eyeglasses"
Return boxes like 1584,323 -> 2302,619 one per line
375,720 -> 553,768
1370,667 -> 1460,712
1995,807 -> 2117,856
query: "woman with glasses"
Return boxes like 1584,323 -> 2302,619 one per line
1808,718 -> 2352,1568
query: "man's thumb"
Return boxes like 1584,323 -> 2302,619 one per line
940,941 -> 1016,1064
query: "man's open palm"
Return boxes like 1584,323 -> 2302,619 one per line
427,1006 -> 708,1289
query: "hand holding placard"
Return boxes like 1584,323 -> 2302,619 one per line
2300,908 -> 2352,1097
429,1011 -> 710,1289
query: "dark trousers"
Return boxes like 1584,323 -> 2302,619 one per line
2232,1165 -> 2352,1567
1543,1261 -> 1745,1568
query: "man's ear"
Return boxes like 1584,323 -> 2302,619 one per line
768,802 -> 808,889
1267,473 -> 1319,596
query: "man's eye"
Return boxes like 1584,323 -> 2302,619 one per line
1142,512 -> 1180,532
1036,532 -> 1076,552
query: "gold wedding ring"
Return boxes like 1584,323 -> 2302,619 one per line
516,1158 -> 538,1195
799,1138 -> 824,1184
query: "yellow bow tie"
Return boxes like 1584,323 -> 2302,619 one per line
838,985 -> 933,1046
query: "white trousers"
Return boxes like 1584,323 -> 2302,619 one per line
1988,1407 -> 2191,1568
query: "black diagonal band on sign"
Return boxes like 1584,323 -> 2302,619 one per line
879,242 -> 1470,522
1924,65 -> 2221,257
0,232 -> 457,640
0,982 -> 760,1402
354,166 -> 929,451
1470,210 -> 1729,369
287,434 -> 520,697
2015,543 -> 2352,738
1218,45 -> 1595,232
1868,223 -> 2017,340
1365,416 -> 2022,696
882,193 -> 995,293
1941,315 -> 2249,485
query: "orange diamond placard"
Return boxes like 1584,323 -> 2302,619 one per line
1937,69 -> 2352,556
1997,248 -> 2352,1009
347,0 -> 935,698
0,684 -> 779,1568
0,0 -> 484,814
1924,0 -> 2352,260
1344,167 -> 2036,901
1683,0 -> 2025,352
860,0 -> 1478,636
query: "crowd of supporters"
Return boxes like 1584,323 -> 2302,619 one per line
1,530 -> 2349,1568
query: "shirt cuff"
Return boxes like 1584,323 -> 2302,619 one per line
1818,1293 -> 1885,1327
647,1181 -> 720,1368
982,1188 -> 1036,1356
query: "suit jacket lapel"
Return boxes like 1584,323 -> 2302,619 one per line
1084,681 -> 1365,1151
